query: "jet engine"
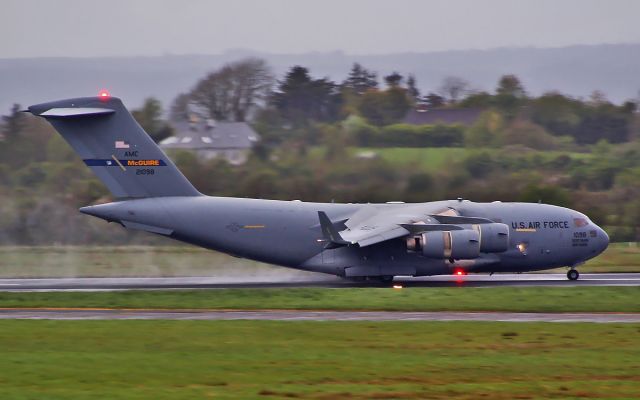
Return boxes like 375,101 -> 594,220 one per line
405,223 -> 509,259
473,223 -> 509,253
407,230 -> 480,259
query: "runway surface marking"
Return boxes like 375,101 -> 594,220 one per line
0,273 -> 639,291
0,309 -> 639,322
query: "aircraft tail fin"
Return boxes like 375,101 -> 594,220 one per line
28,95 -> 200,199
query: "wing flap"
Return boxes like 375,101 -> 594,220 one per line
341,225 -> 410,247
400,223 -> 464,234
430,215 -> 495,224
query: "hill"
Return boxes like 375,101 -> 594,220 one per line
2,43 -> 640,113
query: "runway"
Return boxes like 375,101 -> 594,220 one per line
0,273 -> 639,291
0,308 -> 638,323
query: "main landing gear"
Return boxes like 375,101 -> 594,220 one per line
567,269 -> 580,281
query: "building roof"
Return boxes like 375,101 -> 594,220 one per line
403,108 -> 484,126
160,118 -> 260,150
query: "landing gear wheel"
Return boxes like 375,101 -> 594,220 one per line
567,269 -> 579,281
379,275 -> 394,283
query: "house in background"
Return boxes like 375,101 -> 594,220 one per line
403,106 -> 484,126
160,116 -> 260,165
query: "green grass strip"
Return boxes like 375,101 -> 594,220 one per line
1,286 -> 639,312
0,320 -> 638,399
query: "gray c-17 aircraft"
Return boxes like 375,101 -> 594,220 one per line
26,93 -> 609,282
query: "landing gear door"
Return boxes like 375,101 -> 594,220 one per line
322,249 -> 335,265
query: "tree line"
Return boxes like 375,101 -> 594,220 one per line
127,58 -> 639,151
0,58 -> 639,244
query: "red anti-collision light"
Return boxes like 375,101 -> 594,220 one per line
453,268 -> 466,276
98,89 -> 111,99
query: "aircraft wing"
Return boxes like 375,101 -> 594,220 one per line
319,205 -> 496,248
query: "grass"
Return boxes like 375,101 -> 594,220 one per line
350,147 -> 593,172
0,243 -> 637,278
0,245 -> 285,278
1,286 -> 639,312
358,147 -> 471,171
577,242 -> 640,273
0,320 -> 638,399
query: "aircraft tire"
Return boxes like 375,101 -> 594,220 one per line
567,269 -> 579,281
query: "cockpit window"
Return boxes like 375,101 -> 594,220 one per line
573,218 -> 589,228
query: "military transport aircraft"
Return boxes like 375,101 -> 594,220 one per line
26,93 -> 609,282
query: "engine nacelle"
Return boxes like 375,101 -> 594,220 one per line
407,230 -> 481,260
474,223 -> 509,253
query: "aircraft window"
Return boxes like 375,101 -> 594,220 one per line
573,218 -> 589,228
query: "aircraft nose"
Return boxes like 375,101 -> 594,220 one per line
594,226 -> 609,255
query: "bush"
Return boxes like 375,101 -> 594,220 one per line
463,152 -> 494,178
342,115 -> 380,147
501,120 -> 561,150
356,123 -> 464,147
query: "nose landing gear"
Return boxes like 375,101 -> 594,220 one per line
567,269 -> 580,281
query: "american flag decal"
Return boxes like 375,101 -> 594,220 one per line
115,140 -> 130,149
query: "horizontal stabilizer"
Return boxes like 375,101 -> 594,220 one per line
38,108 -> 115,118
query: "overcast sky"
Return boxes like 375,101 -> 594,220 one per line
2,0 -> 640,58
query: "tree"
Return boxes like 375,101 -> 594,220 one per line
577,105 -> 630,144
342,63 -> 378,94
520,184 -> 571,207
530,93 -> 582,136
272,66 -> 342,124
495,75 -> 527,118
406,74 -> 420,101
131,98 -> 173,143
496,74 -> 526,98
621,100 -> 637,114
384,71 -> 403,88
458,92 -> 493,108
464,110 -> 504,147
190,58 -> 273,121
588,90 -> 608,106
357,87 -> 411,126
2,104 -> 26,140
439,76 -> 469,104
170,93 -> 191,121
423,92 -> 445,108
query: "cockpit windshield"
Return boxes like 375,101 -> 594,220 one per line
573,218 -> 589,228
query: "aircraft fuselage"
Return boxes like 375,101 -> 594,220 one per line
80,197 -> 609,279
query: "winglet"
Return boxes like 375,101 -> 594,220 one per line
318,211 -> 349,248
